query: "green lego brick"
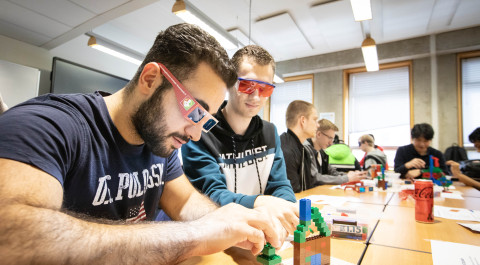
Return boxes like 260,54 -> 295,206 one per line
294,230 -> 306,243
300,220 -> 311,227
297,224 -> 308,232
261,243 -> 276,256
257,254 -> 282,265
324,227 -> 331,237
306,256 -> 311,262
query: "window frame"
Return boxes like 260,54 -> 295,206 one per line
342,60 -> 414,146
265,74 -> 314,122
456,50 -> 480,147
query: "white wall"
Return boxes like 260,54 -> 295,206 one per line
0,60 -> 39,107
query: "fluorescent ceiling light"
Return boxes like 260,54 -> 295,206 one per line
274,74 -> 284,83
87,34 -> 144,65
350,0 -> 372,21
172,0 -> 238,50
361,37 -> 379,72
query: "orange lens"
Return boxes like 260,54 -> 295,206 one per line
237,80 -> 274,97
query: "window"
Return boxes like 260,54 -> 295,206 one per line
268,75 -> 313,135
344,62 -> 413,168
458,51 -> 480,149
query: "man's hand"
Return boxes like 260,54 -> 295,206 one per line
191,203 -> 281,256
446,160 -> 461,175
254,196 -> 299,236
405,169 -> 422,180
347,171 -> 368,182
405,158 -> 426,169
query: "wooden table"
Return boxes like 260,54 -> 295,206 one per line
179,237 -> 367,265
180,183 -> 480,264
388,190 -> 480,210
295,184 -> 393,205
454,182 -> 480,197
361,244 -> 433,265
369,205 -> 480,252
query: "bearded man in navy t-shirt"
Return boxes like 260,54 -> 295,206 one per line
0,24 -> 283,264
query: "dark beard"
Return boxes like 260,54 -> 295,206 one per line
132,84 -> 189,157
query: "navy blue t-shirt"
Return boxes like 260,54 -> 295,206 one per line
0,92 -> 183,221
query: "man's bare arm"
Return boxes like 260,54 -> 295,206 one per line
0,159 -> 279,264
159,174 -> 218,221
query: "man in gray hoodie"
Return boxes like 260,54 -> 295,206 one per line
304,119 -> 366,185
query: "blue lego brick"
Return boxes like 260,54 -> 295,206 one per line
359,187 -> 365,192
311,253 -> 321,265
369,186 -> 373,191
300,198 -> 312,221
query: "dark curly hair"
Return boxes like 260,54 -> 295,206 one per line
125,23 -> 237,93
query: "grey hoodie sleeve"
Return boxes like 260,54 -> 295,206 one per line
305,143 -> 348,185
313,164 -> 348,185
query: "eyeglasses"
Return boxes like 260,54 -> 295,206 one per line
236,78 -> 275,97
157,63 -> 218,133
358,141 -> 362,147
321,131 -> 334,141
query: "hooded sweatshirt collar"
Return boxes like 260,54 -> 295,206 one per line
212,100 -> 264,141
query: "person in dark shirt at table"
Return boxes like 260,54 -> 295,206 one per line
446,127 -> 480,191
394,123 -> 448,180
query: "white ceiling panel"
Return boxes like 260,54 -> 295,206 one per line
451,0 -> 480,29
426,0 -> 460,32
310,1 -> 363,51
382,0 -> 435,41
189,0 -> 251,30
0,1 -> 71,38
105,0 -> 179,53
1,0 -> 480,79
228,28 -> 257,46
69,0 -> 130,14
0,19 -> 50,46
254,12 -> 312,61
9,0 -> 95,27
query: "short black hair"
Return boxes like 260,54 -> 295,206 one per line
411,123 -> 434,140
469,127 -> 480,143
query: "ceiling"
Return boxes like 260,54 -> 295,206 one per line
1,0 -> 480,79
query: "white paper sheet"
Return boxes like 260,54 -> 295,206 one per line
458,222 -> 480,232
440,192 -> 464,200
302,195 -> 360,207
302,195 -> 349,207
431,240 -> 480,265
434,205 -> 480,221
400,184 -> 456,191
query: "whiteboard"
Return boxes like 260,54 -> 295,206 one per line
0,59 -> 40,108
